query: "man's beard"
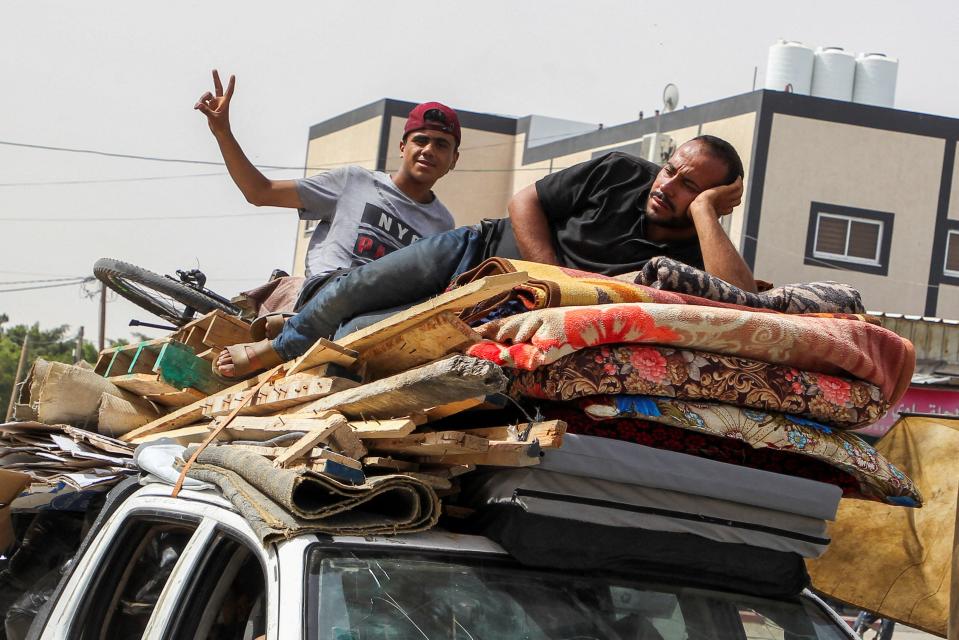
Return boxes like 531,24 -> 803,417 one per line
645,191 -> 694,230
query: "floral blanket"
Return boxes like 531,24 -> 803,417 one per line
509,345 -> 888,429
542,403 -> 863,499
468,303 -> 915,405
618,256 -> 866,314
571,395 -> 920,506
454,258 -> 766,324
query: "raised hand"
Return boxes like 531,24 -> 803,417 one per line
194,69 -> 235,136
691,176 -> 744,218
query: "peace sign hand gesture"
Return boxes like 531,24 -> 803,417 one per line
194,69 -> 235,136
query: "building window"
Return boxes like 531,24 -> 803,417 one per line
804,203 -> 894,276
946,230 -> 959,276
813,214 -> 882,265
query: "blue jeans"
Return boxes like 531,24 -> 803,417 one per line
272,225 -> 489,360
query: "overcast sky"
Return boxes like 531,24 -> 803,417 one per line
2,0 -> 958,345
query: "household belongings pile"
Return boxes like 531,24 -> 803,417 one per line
3,256 -> 920,552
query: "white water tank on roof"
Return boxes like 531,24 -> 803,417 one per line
764,40 -> 814,95
811,47 -> 856,101
852,53 -> 898,107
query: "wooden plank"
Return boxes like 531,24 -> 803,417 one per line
304,446 -> 362,470
234,444 -> 362,471
288,338 -> 359,376
129,412 -> 342,445
129,423 -> 212,445
300,459 -> 365,485
128,340 -> 166,374
146,387 -> 206,408
196,347 -> 219,363
171,312 -> 215,343
109,373 -> 180,396
93,344 -> 125,376
443,505 -> 476,519
331,272 -> 529,354
363,456 -> 419,472
416,440 -> 542,467
460,420 -> 566,449
181,325 -> 209,353
399,472 -> 452,491
154,341 -> 228,395
347,418 -> 417,439
202,376 -> 359,418
202,314 -> 252,349
211,412 -> 341,431
357,312 -> 480,380
326,423 -> 367,460
419,464 -> 475,478
368,430 -> 488,456
424,396 -> 486,421
272,414 -> 348,467
121,404 -> 207,440
119,363 -> 287,442
295,355 -> 507,420
105,349 -> 134,378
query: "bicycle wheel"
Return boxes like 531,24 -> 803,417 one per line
94,258 -> 239,327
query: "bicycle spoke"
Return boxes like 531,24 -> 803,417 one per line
118,279 -> 190,321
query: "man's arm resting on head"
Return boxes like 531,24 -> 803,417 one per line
507,184 -> 560,265
689,177 -> 757,293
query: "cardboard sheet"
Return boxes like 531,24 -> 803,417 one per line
807,415 -> 959,637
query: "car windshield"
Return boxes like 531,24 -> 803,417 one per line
305,547 -> 850,640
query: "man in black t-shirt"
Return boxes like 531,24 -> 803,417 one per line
217,135 -> 753,377
506,135 -> 754,292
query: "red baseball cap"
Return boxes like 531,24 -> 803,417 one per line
403,102 -> 461,146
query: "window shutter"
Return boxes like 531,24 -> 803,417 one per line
815,217 -> 848,255
848,221 -> 881,260
947,232 -> 959,273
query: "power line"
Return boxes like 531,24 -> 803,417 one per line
0,129 -> 582,181
0,278 -> 94,293
0,276 -> 90,285
0,210 -> 289,222
0,269 -> 78,277
0,167 -> 299,188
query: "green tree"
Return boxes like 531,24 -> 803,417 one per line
0,315 -> 102,416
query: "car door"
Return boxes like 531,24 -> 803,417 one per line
34,491 -> 278,640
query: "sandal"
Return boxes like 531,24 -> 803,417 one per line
250,312 -> 296,341
215,339 -> 284,378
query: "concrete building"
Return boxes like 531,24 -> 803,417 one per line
293,91 -> 959,318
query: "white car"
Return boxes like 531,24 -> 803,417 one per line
26,477 -> 858,640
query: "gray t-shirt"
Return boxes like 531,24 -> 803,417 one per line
296,166 -> 455,278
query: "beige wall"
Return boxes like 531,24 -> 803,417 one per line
292,117 -> 383,276
506,131 -> 552,198
934,145 -> 959,318
937,283 -> 959,319
383,116 -> 518,226
700,112 -> 757,246
950,144 -> 959,222
755,114 -> 945,313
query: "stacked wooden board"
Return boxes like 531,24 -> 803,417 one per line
91,271 -> 568,493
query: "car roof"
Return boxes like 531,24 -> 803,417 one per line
130,481 -> 509,555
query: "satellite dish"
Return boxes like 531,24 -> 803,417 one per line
663,83 -> 679,112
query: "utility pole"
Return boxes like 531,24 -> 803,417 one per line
98,282 -> 106,351
75,326 -> 85,364
5,334 -> 29,421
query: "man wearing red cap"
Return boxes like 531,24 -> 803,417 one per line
195,70 -> 460,304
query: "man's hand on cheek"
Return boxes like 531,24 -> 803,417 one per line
690,176 -> 744,219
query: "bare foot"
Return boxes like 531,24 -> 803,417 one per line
215,348 -> 237,377
214,341 -> 282,379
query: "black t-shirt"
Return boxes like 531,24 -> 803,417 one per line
532,151 -> 705,275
